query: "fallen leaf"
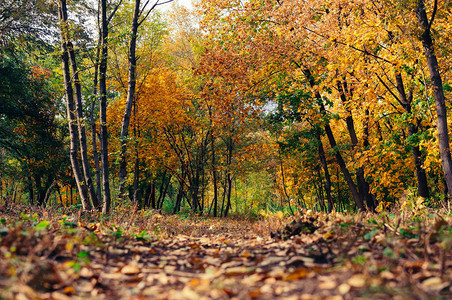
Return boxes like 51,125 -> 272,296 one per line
65,242 -> 73,252
189,278 -> 200,287
380,270 -> 395,280
249,289 -> 261,298
348,274 -> 366,287
121,264 -> 140,275
421,277 -> 449,291
63,286 -> 75,295
318,280 -> 337,289
225,266 -> 254,275
284,267 -> 308,281
338,283 -> 351,294
79,267 -> 93,278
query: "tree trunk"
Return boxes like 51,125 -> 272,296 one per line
157,174 -> 172,209
99,0 -> 111,214
91,42 -> 102,207
132,154 -> 140,203
210,127 -> 219,217
143,178 -> 155,208
279,156 -> 295,215
57,0 -> 90,210
173,178 -> 184,214
321,103 -> 364,211
67,41 -> 99,209
223,136 -> 233,217
416,0 -> 452,197
337,81 -> 375,210
28,176 -> 34,205
118,0 -> 141,200
304,70 -> 365,211
316,128 -> 334,212
395,73 -> 430,198
316,168 -> 326,211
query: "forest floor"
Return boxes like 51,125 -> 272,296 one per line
0,203 -> 451,300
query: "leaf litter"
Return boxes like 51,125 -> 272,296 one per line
0,205 -> 451,299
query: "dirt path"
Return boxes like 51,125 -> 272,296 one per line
0,208 -> 451,299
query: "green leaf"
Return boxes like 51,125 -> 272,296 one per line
77,251 -> 89,258
63,221 -> 78,228
364,229 -> 378,241
353,255 -> 367,265
35,220 -> 50,230
383,247 -> 396,259
20,212 -> 30,220
113,227 -> 123,238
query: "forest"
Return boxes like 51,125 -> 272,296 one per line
0,0 -> 451,299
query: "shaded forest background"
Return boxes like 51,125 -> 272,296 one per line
1,0 -> 452,217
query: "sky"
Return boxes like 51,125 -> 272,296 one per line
160,0 -> 193,10
177,0 -> 192,8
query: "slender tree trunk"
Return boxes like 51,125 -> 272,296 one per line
316,168 -> 326,211
119,0 -> 141,199
416,0 -> 452,197
395,73 -> 430,198
57,0 -> 90,210
42,179 -> 55,207
210,128 -> 219,217
304,70 -> 365,211
220,177 -> 227,216
91,42 -> 102,207
145,180 -> 155,208
67,41 -> 99,209
99,0 -> 111,214
337,81 -> 375,210
148,179 -> 156,208
173,175 -> 185,214
157,174 -> 172,209
363,110 -> 379,208
28,176 -> 34,205
316,129 -> 334,212
321,103 -> 364,210
224,136 -> 233,217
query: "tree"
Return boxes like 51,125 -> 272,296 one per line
57,0 -> 92,210
0,55 -> 67,206
118,0 -> 173,201
415,0 -> 452,197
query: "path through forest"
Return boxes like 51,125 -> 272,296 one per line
0,205 -> 451,299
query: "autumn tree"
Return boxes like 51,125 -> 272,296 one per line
197,0 -> 452,211
117,0 -> 173,201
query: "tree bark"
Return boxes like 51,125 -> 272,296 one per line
173,172 -> 186,214
157,173 -> 172,209
416,0 -> 452,197
67,41 -> 99,209
304,70 -> 365,211
57,0 -> 90,210
337,81 -> 375,210
223,136 -> 233,217
91,40 -> 102,207
118,0 -> 141,199
99,0 -> 111,214
210,129 -> 219,217
316,128 -> 334,212
395,73 -> 430,198
144,179 -> 155,208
